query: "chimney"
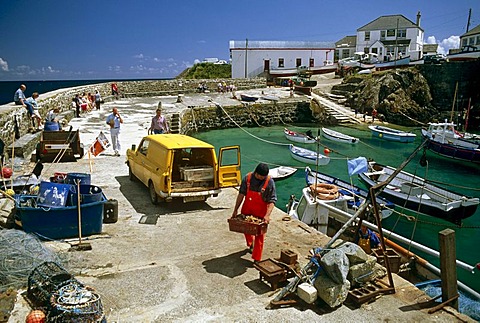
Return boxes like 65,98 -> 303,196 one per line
416,11 -> 421,26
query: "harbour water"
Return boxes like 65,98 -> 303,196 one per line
194,124 -> 480,295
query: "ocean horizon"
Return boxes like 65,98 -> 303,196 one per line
0,78 -> 172,105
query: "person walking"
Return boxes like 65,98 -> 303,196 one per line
106,107 -> 123,156
148,103 -> 169,134
372,108 -> 378,123
231,163 -> 277,264
94,90 -> 102,110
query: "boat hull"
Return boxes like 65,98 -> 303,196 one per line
15,194 -> 107,240
358,165 -> 478,224
269,166 -> 297,181
369,125 -> 416,143
321,128 -> 359,144
289,145 -> 330,165
284,128 -> 316,144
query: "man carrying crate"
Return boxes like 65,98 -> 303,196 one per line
231,163 -> 277,264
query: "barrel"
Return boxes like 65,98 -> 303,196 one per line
44,121 -> 60,131
66,173 -> 91,185
103,199 -> 118,223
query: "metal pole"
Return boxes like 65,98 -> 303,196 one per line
244,38 -> 248,79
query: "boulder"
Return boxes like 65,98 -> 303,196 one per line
314,274 -> 351,308
335,241 -> 369,265
348,255 -> 377,286
320,249 -> 349,284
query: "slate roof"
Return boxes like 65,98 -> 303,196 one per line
229,40 -> 335,49
462,24 -> 480,37
357,14 -> 423,32
335,36 -> 356,47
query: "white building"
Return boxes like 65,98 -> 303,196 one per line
229,40 -> 335,79
355,13 -> 424,61
460,24 -> 480,48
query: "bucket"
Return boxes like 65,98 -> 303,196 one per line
69,185 -> 103,205
44,121 -> 60,131
103,199 -> 118,223
66,173 -> 91,185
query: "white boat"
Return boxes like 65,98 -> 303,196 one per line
358,162 -> 479,225
289,144 -> 330,165
268,166 -> 297,181
374,56 -> 411,70
321,127 -> 359,144
284,128 -> 316,144
447,45 -> 480,61
368,125 -> 416,143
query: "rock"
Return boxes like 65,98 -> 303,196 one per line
314,273 -> 351,308
320,249 -> 349,284
334,241 -> 369,265
348,255 -> 377,287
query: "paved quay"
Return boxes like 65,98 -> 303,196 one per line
7,91 -> 472,322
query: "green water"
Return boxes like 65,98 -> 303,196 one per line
194,124 -> 480,294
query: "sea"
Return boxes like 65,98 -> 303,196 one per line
193,125 -> 480,298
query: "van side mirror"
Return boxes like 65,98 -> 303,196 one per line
131,144 -> 136,151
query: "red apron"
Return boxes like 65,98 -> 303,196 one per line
241,173 -> 270,261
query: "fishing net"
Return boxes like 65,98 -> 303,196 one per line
422,285 -> 480,321
0,229 -> 63,292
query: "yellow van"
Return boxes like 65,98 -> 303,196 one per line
126,134 -> 241,203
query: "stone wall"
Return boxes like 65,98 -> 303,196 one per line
180,99 -> 316,134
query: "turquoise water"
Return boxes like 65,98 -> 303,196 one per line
194,124 -> 480,294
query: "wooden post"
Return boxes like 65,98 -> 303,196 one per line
439,228 -> 458,310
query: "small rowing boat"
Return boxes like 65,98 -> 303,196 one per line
321,127 -> 359,144
289,144 -> 330,165
368,125 -> 416,143
268,166 -> 297,181
284,128 -> 316,144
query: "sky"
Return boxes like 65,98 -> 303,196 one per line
0,0 -> 479,81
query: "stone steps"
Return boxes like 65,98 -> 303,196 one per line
312,93 -> 360,125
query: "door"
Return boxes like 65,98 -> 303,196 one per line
217,146 -> 241,187
264,59 -> 270,72
132,139 -> 150,184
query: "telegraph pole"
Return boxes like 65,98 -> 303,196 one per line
466,8 -> 472,32
244,38 -> 248,79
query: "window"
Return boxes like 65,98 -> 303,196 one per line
469,37 -> 475,45
397,29 -> 406,38
387,29 -> 395,37
342,50 -> 350,59
381,30 -> 386,38
371,48 -> 378,54
278,58 -> 284,68
477,36 -> 480,45
462,39 -> 468,46
309,58 -> 314,67
296,58 -> 302,67
139,140 -> 149,155
365,31 -> 370,41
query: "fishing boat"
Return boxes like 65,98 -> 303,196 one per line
268,64 -> 337,78
268,166 -> 297,181
305,167 -> 394,219
284,128 -> 316,144
373,56 -> 411,70
447,45 -> 480,61
358,162 -> 479,224
369,125 -> 416,143
240,94 -> 259,102
421,122 -> 480,163
289,144 -> 330,166
321,127 -> 359,144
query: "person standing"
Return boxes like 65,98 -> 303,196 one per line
372,108 -> 378,123
106,107 -> 123,156
72,94 -> 81,118
94,90 -> 102,110
111,82 -> 119,99
148,104 -> 169,134
231,163 -> 277,264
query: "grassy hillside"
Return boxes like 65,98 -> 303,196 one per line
177,62 -> 231,79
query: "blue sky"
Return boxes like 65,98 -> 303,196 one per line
0,0 -> 478,81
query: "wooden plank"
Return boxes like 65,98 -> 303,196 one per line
439,228 -> 459,310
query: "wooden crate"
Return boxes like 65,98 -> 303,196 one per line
228,217 -> 268,236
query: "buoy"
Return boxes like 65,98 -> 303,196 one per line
5,189 -> 15,196
323,148 -> 330,155
1,167 -> 12,179
25,310 -> 46,323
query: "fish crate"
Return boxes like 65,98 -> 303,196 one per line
228,216 -> 268,236
373,248 -> 401,273
179,166 -> 214,181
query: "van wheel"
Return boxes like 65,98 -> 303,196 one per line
149,181 -> 159,204
128,166 -> 136,181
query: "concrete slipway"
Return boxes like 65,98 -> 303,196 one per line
6,91 -> 472,322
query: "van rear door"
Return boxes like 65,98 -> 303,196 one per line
218,146 -> 241,187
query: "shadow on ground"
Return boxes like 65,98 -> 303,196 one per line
202,250 -> 252,278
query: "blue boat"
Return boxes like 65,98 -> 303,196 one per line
14,192 -> 107,240
369,125 -> 416,143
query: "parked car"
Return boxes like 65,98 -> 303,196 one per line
126,134 -> 241,204
423,54 -> 447,64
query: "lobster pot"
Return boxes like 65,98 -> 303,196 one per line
27,262 -> 78,308
103,199 -> 118,223
48,281 -> 105,323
